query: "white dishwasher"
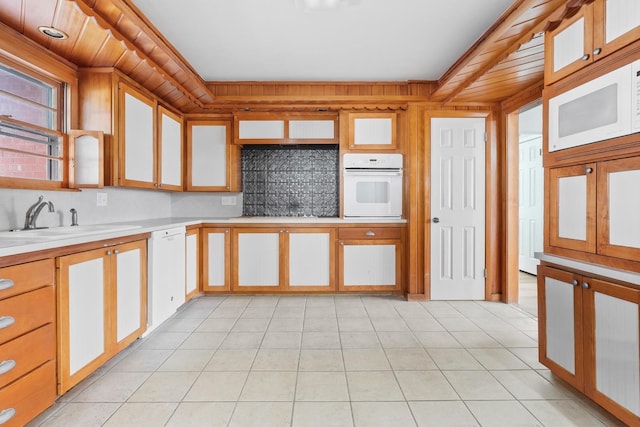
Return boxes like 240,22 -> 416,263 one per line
146,226 -> 186,335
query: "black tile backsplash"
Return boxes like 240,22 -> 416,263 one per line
242,145 -> 339,217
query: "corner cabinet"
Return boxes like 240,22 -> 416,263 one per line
185,228 -> 200,301
56,240 -> 147,394
202,227 -> 231,292
78,71 -> 183,190
547,156 -> 640,263
338,227 -> 403,292
545,0 -> 640,83
538,265 -> 640,425
186,120 -> 241,192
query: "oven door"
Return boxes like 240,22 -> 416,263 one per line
343,170 -> 402,217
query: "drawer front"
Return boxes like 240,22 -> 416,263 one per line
0,324 -> 55,389
0,259 -> 54,300
0,360 -> 56,427
0,287 -> 54,345
338,227 -> 402,240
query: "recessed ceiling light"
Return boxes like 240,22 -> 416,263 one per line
38,26 -> 69,40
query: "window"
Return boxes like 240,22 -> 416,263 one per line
0,61 -> 65,187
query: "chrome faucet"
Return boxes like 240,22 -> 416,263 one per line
24,195 -> 55,229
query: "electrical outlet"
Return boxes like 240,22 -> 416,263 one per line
221,196 -> 237,206
96,192 -> 108,206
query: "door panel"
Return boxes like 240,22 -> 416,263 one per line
430,117 -> 485,300
518,137 -> 543,274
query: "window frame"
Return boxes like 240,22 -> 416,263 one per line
0,56 -> 68,190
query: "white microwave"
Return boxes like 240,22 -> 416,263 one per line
548,59 -> 640,152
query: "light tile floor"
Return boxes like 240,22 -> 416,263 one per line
29,294 -> 626,427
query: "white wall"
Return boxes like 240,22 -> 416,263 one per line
0,188 -> 243,231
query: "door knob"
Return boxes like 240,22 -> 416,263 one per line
432,217 -> 440,223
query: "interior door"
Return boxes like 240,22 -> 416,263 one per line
518,137 -> 543,274
430,117 -> 486,300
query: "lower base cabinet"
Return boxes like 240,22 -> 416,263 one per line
185,228 -> 200,300
57,240 -> 147,394
538,265 -> 640,425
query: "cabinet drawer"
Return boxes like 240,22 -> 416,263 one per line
0,360 -> 56,427
338,228 -> 401,240
0,287 -> 54,345
0,324 -> 55,389
0,259 -> 54,300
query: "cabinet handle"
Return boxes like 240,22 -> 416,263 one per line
340,242 -> 344,246
585,167 -> 593,174
582,282 -> 590,289
0,316 -> 15,330
593,47 -> 602,56
106,250 -> 112,256
0,408 -> 16,425
365,231 -> 376,237
0,360 -> 16,375
572,279 -> 579,286
114,249 -> 120,254
0,279 -> 14,291
581,53 -> 590,61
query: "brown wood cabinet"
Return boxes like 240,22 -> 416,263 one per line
186,120 -> 241,192
547,156 -> 640,266
57,240 -> 147,394
233,113 -> 338,145
78,70 -> 183,190
0,259 -> 56,427
545,0 -> 640,84
538,264 -> 640,426
338,227 -> 403,292
346,112 -> 398,150
202,227 -> 232,293
185,227 -> 200,301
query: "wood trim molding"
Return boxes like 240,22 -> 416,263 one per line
543,0 -> 597,32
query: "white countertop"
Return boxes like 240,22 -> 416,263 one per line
0,216 -> 407,258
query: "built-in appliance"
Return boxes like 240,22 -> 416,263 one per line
146,226 -> 186,336
343,153 -> 403,218
548,58 -> 640,152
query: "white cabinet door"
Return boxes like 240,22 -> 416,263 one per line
342,244 -> 396,286
551,16 -> 587,73
65,256 -> 106,377
238,120 -> 285,140
288,231 -> 332,288
236,231 -> 281,287
158,108 -> 182,189
207,232 -> 227,287
591,286 -> 640,416
353,118 -> 393,146
186,232 -> 198,297
288,120 -> 335,140
544,275 -> 577,374
115,246 -> 143,343
189,122 -> 229,189
122,89 -> 155,184
604,0 -> 640,44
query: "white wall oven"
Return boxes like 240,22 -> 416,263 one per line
343,153 -> 403,218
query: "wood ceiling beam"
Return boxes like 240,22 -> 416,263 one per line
432,0 -> 564,102
68,0 -> 214,107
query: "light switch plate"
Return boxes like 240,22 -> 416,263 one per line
221,196 -> 237,206
96,192 -> 108,206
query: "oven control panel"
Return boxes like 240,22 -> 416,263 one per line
343,153 -> 403,169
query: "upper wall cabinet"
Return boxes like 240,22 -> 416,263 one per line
68,130 -> 104,188
77,70 -> 183,190
545,0 -> 640,84
186,120 -> 241,192
346,112 -> 398,150
234,113 -> 338,145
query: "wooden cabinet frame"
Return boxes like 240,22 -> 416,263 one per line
231,227 -> 285,292
157,106 -> 184,191
202,227 -> 231,292
284,228 -> 336,292
347,112 -> 398,150
233,112 -> 339,145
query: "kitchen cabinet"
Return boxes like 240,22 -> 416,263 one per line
0,259 -> 56,427
227,227 -> 336,292
538,265 -> 640,425
547,157 -> 640,262
185,228 -> 200,300
233,228 -> 283,291
338,227 -> 403,292
545,0 -> 640,84
234,113 -> 338,145
78,71 -> 183,190
202,227 -> 231,292
346,112 -> 397,150
186,120 -> 241,191
57,240 -> 147,394
68,130 -> 104,188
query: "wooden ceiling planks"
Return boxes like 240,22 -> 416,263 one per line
0,0 -> 569,109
